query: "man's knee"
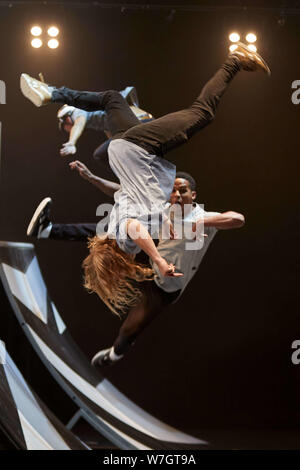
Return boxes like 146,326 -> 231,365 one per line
93,145 -> 104,161
190,100 -> 216,124
205,108 -> 216,123
93,140 -> 110,165
101,89 -> 125,107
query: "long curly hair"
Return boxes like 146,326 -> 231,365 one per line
83,235 -> 154,317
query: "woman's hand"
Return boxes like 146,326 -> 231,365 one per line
155,257 -> 183,278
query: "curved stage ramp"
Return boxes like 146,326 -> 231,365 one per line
0,242 -> 207,450
0,343 -> 88,450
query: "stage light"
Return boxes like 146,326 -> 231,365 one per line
229,32 -> 240,43
31,26 -> 42,37
246,33 -> 257,43
247,44 -> 257,52
229,44 -> 238,53
31,38 -> 43,48
48,39 -> 59,49
47,26 -> 59,37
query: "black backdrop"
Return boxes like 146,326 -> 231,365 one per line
0,1 -> 300,434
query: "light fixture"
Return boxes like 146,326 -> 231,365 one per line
31,38 -> 43,48
47,26 -> 59,37
30,24 -> 60,49
31,26 -> 42,37
246,33 -> 257,43
48,38 -> 59,49
247,44 -> 257,52
229,44 -> 238,53
229,32 -> 240,43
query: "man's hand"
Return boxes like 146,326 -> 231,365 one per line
155,257 -> 183,278
69,161 -> 120,196
60,142 -> 77,156
69,160 -> 93,181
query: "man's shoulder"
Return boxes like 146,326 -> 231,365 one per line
191,203 -> 220,219
71,108 -> 88,121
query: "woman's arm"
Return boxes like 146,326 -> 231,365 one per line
126,219 -> 183,278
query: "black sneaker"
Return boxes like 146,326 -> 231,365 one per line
27,197 -> 52,238
91,348 -> 114,368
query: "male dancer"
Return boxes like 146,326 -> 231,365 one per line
21,42 -> 268,362
27,162 -> 244,367
56,86 -> 153,161
20,43 -> 269,270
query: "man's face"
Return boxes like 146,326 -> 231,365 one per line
63,116 -> 73,133
169,178 -> 196,214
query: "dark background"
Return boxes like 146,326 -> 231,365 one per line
0,0 -> 300,436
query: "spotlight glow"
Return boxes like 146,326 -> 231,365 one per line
229,44 -> 238,53
47,26 -> 59,37
246,33 -> 257,43
48,38 -> 59,49
229,32 -> 240,43
31,38 -> 43,48
247,44 -> 257,52
31,26 -> 42,36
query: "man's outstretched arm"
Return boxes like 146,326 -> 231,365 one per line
60,115 -> 87,156
69,160 -> 120,198
196,211 -> 245,230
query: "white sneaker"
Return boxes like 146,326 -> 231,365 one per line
91,348 -> 114,367
20,73 -> 53,107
